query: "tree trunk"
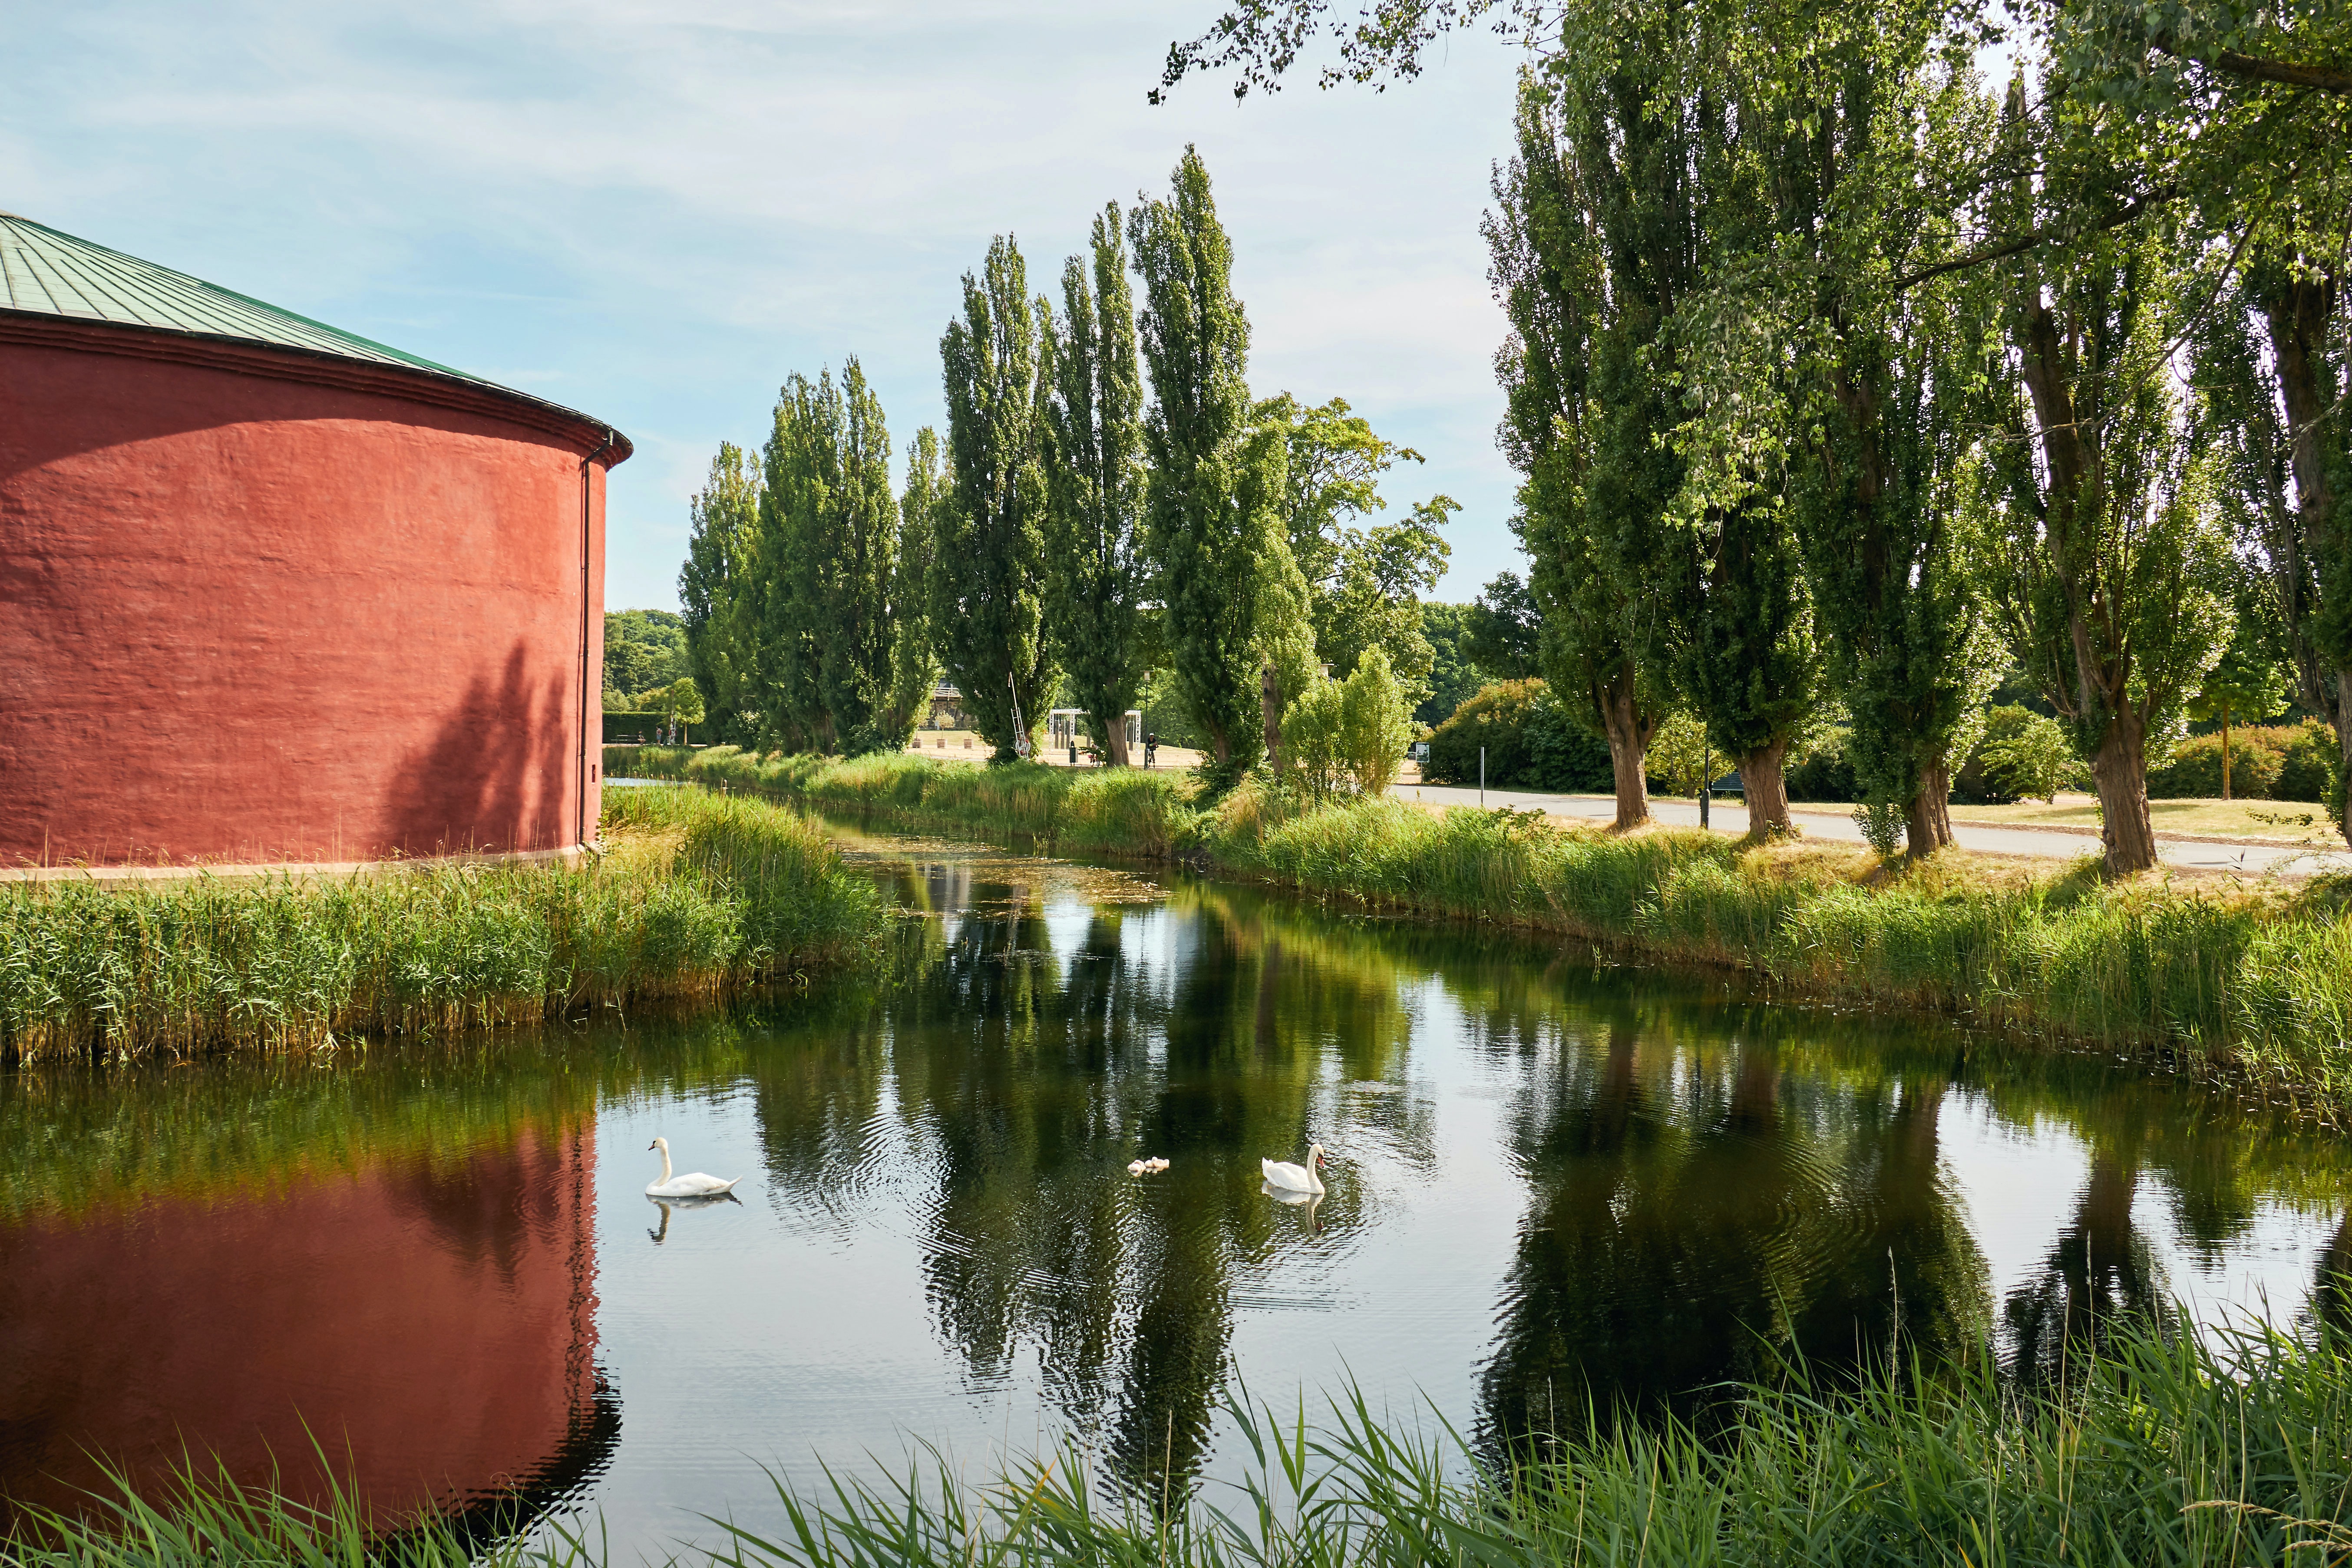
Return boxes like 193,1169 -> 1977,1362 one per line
2221,703 -> 2232,801
1104,718 -> 1131,768
1903,756 -> 1955,859
1599,683 -> 1653,831
1736,737 -> 1793,838
1261,664 -> 1282,778
2090,713 -> 2158,875
2338,673 -> 2352,846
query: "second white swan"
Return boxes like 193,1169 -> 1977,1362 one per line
1262,1143 -> 1327,1195
646,1136 -> 739,1197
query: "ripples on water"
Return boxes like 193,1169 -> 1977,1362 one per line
3,827 -> 2348,1552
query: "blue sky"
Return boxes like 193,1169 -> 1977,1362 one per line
5,1 -> 1531,612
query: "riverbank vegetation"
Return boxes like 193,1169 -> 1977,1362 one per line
12,1314 -> 2352,1568
0,789 -> 884,1063
614,746 -> 2352,1108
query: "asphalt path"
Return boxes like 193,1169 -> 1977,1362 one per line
1400,782 -> 2352,878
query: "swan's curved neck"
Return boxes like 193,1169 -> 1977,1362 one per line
658,1143 -> 674,1183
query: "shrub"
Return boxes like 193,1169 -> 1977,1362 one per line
2278,720 -> 2342,805
2146,724 -> 2304,799
1278,679 -> 1348,798
1645,711 -> 1711,796
1339,647 -> 1415,795
1424,681 -> 1547,788
1968,705 -> 2078,803
1784,725 -> 1858,802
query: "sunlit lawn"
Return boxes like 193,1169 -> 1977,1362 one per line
1939,793 -> 2347,845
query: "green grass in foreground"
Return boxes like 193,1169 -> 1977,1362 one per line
613,747 -> 2352,1109
12,1318 -> 2352,1568
0,788 -> 884,1061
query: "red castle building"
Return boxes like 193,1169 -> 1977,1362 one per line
0,213 -> 631,869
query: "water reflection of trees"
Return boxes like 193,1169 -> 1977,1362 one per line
736,845 -> 2352,1491
743,865 -> 1457,1495
1477,1004 -> 1991,1453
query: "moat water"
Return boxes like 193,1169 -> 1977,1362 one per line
4,829 -> 2348,1551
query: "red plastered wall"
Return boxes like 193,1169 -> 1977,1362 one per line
0,327 -> 620,865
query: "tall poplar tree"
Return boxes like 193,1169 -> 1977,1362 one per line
1041,205 -> 1149,766
757,372 -> 836,753
1969,80 -> 2232,875
1683,0 -> 2004,855
1487,68 -> 1663,830
819,359 -> 911,754
885,427 -> 948,744
2194,260 -> 2352,839
679,441 -> 763,745
1131,145 -> 1313,785
938,235 -> 1058,761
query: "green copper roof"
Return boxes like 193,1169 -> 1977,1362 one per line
0,211 -> 475,377
0,213 -> 623,456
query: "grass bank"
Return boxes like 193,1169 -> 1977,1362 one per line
615,747 -> 2352,1109
608,744 -> 1199,859
0,788 -> 885,1062
13,1318 -> 2352,1568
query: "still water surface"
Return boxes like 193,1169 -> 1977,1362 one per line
4,830 -> 2349,1551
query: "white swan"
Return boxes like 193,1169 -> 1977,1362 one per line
646,1137 -> 739,1198
1262,1143 -> 1327,1195
1127,1159 -> 1149,1176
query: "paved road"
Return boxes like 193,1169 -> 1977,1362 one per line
1400,782 -> 2352,878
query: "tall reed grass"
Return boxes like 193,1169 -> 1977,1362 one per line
12,1317 -> 2351,1568
609,746 -> 1199,859
1217,794 -> 2352,1106
0,789 -> 884,1062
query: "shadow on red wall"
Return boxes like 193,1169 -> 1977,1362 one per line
383,642 -> 579,855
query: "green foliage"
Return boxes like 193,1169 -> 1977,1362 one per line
1785,726 -> 1860,804
678,443 -> 764,745
1485,66 -> 1665,804
1253,391 -> 1452,691
602,609 -> 687,706
1645,711 -> 1713,798
1412,603 -> 1485,727
2279,721 -> 2345,804
885,428 -> 946,745
1463,570 -> 1539,679
2146,724 -> 2328,799
1965,85 -> 2236,868
938,235 -> 1059,762
0,789 -> 883,1061
661,677 -> 706,737
2189,616 -> 2291,731
1041,205 -> 1150,765
742,363 -> 928,756
1133,147 -> 1311,786
614,746 -> 1197,862
1338,645 -> 1414,795
1974,704 -> 2081,804
1422,679 -> 1612,792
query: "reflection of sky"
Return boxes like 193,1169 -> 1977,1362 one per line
533,860 -> 2346,1556
1942,1101 -> 2339,1345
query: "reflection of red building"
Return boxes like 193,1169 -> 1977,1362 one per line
0,212 -> 630,868
0,1125 -> 605,1527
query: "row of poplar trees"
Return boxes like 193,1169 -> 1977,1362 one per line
1470,2 -> 2349,875
1161,0 -> 2350,874
681,146 -> 1451,786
